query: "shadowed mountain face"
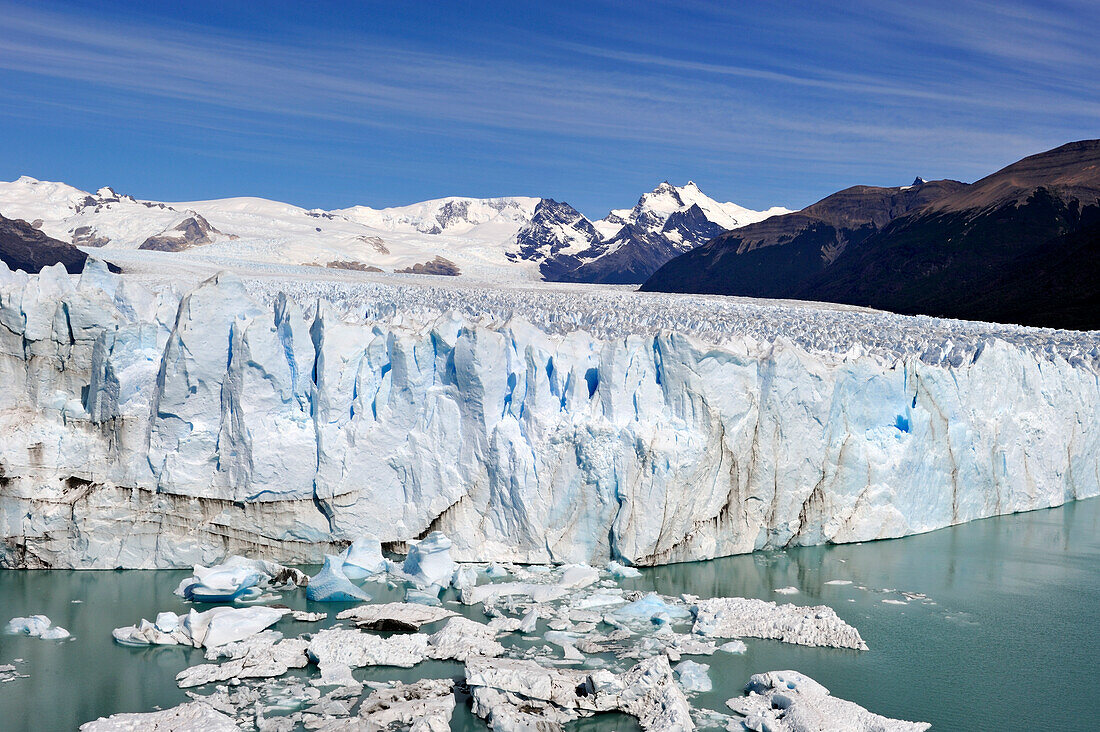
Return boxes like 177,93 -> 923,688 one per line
640,179 -> 968,297
0,214 -> 99,274
643,140 -> 1100,331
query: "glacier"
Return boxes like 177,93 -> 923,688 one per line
0,257 -> 1097,569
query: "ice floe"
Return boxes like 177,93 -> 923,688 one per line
79,701 -> 237,731
175,556 -> 308,603
727,670 -> 930,731
692,597 -> 868,650
4,614 -> 70,639
112,606 -> 287,649
467,654 -> 694,730
336,602 -> 457,631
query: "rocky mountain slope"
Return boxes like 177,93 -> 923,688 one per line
518,182 -> 789,283
644,140 -> 1100,331
0,213 -> 98,273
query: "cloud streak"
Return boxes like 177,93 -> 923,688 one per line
0,0 -> 1095,212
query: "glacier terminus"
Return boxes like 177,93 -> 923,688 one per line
0,257 -> 1097,569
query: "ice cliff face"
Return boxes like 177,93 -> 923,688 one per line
1,259 -> 1098,568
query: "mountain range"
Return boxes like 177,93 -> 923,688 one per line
0,177 -> 786,284
3,140 -> 1098,330
643,140 -> 1100,331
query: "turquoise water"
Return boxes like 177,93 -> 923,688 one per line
2,497 -> 1098,731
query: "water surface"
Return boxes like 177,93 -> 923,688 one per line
2,498 -> 1097,730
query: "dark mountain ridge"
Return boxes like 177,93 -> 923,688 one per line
643,140 -> 1100,331
0,214 -> 114,274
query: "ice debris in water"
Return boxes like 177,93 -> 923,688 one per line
402,531 -> 457,588
79,701 -> 237,731
718,640 -> 748,654
4,615 -> 70,639
175,633 -> 310,689
112,606 -> 287,649
607,560 -> 642,579
611,592 -> 692,627
692,597 -> 868,650
0,662 -> 28,683
674,660 -> 713,693
774,586 -> 800,595
339,534 -> 387,579
466,654 -> 694,731
306,554 -> 372,602
175,556 -> 307,603
405,586 -> 444,606
336,602 -> 456,631
291,611 -> 327,622
728,670 -> 930,731
485,563 -> 509,578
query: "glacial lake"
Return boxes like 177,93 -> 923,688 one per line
2,497 -> 1098,731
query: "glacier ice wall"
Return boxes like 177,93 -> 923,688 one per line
1,260 -> 1098,568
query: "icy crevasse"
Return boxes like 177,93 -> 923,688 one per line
0,260 -> 1097,568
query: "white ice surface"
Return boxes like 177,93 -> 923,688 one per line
0,256 -> 1097,569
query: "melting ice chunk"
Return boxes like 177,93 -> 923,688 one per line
4,615 -> 70,640
306,555 -> 372,603
402,532 -> 456,589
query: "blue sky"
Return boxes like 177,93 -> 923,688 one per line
1,0 -> 1097,216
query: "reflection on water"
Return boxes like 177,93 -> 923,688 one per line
1,497 -> 1098,731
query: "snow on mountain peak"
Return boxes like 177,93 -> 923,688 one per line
600,181 -> 790,235
336,196 -> 539,236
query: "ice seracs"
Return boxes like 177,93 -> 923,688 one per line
1,259 -> 1098,571
727,670 -> 930,731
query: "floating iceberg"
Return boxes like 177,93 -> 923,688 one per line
466,655 -> 694,730
4,615 -> 69,639
79,701 -> 237,731
608,560 -> 642,579
112,606 -> 287,649
175,556 -> 308,603
340,535 -> 386,579
692,597 -> 867,650
306,555 -> 372,602
674,660 -> 712,692
402,532 -> 456,589
611,592 -> 692,627
728,670 -> 930,731
336,602 -> 456,631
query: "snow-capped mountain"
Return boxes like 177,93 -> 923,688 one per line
0,176 -> 787,283
336,196 -> 538,235
515,182 -> 791,283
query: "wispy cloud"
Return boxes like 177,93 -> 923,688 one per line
0,0 -> 1095,211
